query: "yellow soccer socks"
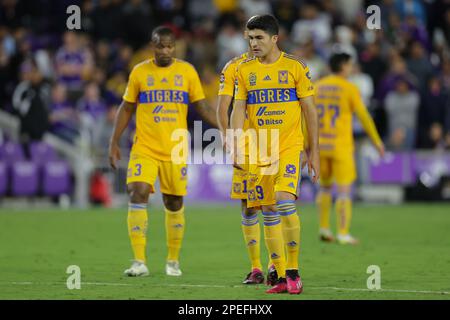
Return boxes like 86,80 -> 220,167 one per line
241,211 -> 262,271
277,200 -> 300,270
262,211 -> 286,278
127,203 -> 148,263
316,189 -> 332,231
336,195 -> 352,236
165,206 -> 185,262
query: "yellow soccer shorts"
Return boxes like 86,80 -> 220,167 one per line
126,152 -> 188,196
319,154 -> 356,187
246,151 -> 302,208
230,155 -> 250,200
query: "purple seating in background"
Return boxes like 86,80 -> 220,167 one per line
42,161 -> 71,196
0,162 -> 7,195
30,142 -> 58,164
11,161 -> 39,196
0,142 -> 25,163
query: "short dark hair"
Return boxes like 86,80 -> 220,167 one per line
329,53 -> 352,73
246,15 -> 279,36
151,26 -> 174,42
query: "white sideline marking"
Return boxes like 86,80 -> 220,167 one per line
4,281 -> 450,295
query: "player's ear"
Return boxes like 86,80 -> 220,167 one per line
271,35 -> 278,44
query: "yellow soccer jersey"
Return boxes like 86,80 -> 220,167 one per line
123,58 -> 205,161
314,75 -> 382,157
219,52 -> 251,155
234,52 -> 314,165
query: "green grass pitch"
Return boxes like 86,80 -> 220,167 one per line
0,203 -> 449,300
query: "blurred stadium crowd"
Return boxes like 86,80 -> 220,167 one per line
0,0 -> 449,173
1,0 -> 449,150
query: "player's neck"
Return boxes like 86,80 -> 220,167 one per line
335,72 -> 348,79
258,47 -> 281,65
154,58 -> 175,68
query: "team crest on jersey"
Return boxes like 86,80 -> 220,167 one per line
181,167 -> 187,179
248,189 -> 256,201
147,75 -> 154,86
220,73 -> 225,83
249,72 -> 257,86
278,70 -> 288,84
174,74 -> 183,87
286,164 -> 296,174
233,183 -> 241,194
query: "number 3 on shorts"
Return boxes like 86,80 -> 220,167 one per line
134,164 -> 142,176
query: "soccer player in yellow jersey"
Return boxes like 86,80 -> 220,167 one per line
231,15 -> 320,294
314,53 -> 385,245
217,49 -> 269,285
108,26 -> 217,277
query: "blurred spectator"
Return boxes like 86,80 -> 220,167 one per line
395,0 -> 427,27
12,59 -> 51,151
216,18 -> 247,69
385,79 -> 420,150
239,0 -> 272,18
91,0 -> 124,41
401,14 -> 430,50
292,40 -> 326,81
440,58 -> 450,91
121,0 -> 154,49
334,0 -> 363,24
419,77 -> 450,149
271,0 -> 297,32
406,41 -> 434,91
349,63 -> 374,106
291,2 -> 332,47
77,82 -> 108,148
377,56 -> 417,101
48,83 -> 79,144
55,31 -> 94,101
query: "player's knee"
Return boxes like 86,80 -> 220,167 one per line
261,204 -> 277,213
241,200 -> 258,217
336,185 -> 351,198
127,184 -> 150,203
275,192 -> 295,202
163,195 -> 183,211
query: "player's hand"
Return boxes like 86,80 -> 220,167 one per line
376,143 -> 385,158
108,142 -> 121,170
306,149 -> 320,184
230,145 -> 243,170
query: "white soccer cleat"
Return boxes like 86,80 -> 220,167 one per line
337,234 -> 359,245
319,228 -> 335,242
166,260 -> 182,276
124,261 -> 149,277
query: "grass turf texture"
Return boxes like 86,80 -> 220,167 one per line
0,204 -> 449,300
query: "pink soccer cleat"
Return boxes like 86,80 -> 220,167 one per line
266,264 -> 278,286
286,270 -> 303,294
242,268 -> 264,284
265,278 -> 287,294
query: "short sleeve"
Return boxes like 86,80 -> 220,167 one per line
188,66 -> 205,103
296,64 -> 315,99
234,65 -> 248,101
218,61 -> 237,96
123,67 -> 140,103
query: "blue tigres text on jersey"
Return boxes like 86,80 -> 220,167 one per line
138,90 -> 189,104
247,88 -> 297,105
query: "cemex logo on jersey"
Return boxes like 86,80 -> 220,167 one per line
256,106 -> 286,117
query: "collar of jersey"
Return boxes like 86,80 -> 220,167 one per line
255,51 -> 283,67
151,58 -> 176,69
